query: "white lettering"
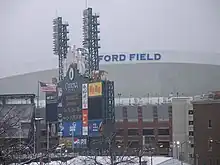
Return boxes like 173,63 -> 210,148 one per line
68,67 -> 75,81
65,82 -> 79,91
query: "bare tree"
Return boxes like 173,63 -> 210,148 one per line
0,105 -> 36,164
80,134 -> 147,165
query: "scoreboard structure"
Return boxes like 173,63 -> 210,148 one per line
57,63 -> 88,148
87,81 -> 115,123
44,63 -> 115,151
86,79 -> 115,150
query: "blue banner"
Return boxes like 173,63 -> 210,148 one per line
62,121 -> 82,137
88,119 -> 103,137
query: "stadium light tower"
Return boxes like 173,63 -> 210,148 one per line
53,17 -> 69,81
83,8 -> 100,78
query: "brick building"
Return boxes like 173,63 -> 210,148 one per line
193,99 -> 220,165
115,104 -> 172,156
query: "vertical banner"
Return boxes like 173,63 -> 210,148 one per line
82,83 -> 88,109
82,110 -> 88,135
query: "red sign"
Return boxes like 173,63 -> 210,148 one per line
82,110 -> 88,127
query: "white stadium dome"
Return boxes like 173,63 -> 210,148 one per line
0,50 -> 220,102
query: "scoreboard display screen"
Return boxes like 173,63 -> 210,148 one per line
88,96 -> 103,120
62,93 -> 82,121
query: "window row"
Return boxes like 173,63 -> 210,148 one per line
116,128 -> 170,136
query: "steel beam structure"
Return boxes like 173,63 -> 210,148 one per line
83,8 -> 100,78
53,17 -> 69,81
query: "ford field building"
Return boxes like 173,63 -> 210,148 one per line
0,50 -> 220,101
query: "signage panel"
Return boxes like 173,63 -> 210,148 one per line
98,53 -> 161,63
73,138 -> 87,148
88,82 -> 102,97
46,92 -> 57,104
82,83 -> 88,109
59,137 -> 87,148
82,110 -> 88,135
88,119 -> 103,137
62,93 -> 82,122
62,121 -> 82,137
46,103 -> 58,122
88,97 -> 103,120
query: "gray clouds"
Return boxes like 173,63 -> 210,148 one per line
0,0 -> 220,77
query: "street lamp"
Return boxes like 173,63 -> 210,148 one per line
173,141 -> 180,159
173,140 -> 191,164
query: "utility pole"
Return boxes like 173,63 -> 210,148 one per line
109,138 -> 114,165
71,122 -> 76,153
139,150 -> 142,165
47,122 -> 50,163
19,122 -> 22,164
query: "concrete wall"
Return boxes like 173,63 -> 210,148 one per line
172,98 -> 191,162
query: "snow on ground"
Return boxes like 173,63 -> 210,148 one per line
30,156 -> 172,165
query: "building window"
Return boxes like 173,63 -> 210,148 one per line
208,120 -> 212,128
116,129 -> 124,136
41,130 -> 47,136
143,129 -> 154,136
189,121 -> 193,125
153,106 -> 158,118
168,106 -> 172,117
188,110 -> 193,115
128,129 -> 139,136
208,138 -> 213,151
158,129 -> 169,135
145,136 -> 155,144
129,141 -> 139,148
189,131 -> 194,136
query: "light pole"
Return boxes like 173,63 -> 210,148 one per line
129,94 -> 132,105
118,93 -> 122,105
34,117 -> 44,154
173,140 -> 191,164
19,121 -> 22,164
173,141 -> 180,159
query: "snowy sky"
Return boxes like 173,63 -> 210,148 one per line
0,0 -> 220,78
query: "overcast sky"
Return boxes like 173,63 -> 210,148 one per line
0,0 -> 220,78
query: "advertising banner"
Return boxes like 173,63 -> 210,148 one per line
46,92 -> 57,104
73,138 -> 87,148
88,82 -> 102,97
82,83 -> 88,109
59,137 -> 87,149
88,119 -> 103,137
82,110 -> 88,135
62,121 -> 82,137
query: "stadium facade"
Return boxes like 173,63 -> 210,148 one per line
0,50 -> 220,102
